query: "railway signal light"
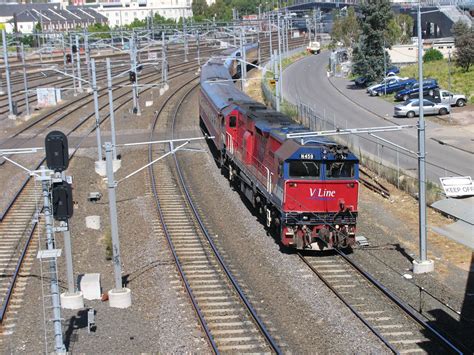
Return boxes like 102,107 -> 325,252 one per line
51,181 -> 73,221
129,71 -> 136,83
45,131 -> 69,172
71,44 -> 77,54
66,53 -> 72,63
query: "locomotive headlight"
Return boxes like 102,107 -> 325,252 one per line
335,225 -> 340,229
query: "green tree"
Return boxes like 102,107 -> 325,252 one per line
452,20 -> 473,71
330,7 -> 360,48
88,23 -> 111,38
423,48 -> 443,62
192,0 -> 209,17
352,0 -> 393,82
395,14 -> 414,44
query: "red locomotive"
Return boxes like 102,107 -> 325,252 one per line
199,48 -> 359,250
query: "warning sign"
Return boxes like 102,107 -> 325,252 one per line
440,176 -> 474,197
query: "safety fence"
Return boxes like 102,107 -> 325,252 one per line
260,51 -> 461,204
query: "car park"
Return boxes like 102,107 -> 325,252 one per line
393,99 -> 450,118
353,66 -> 400,88
394,79 -> 439,101
369,77 -> 417,96
367,76 -> 404,94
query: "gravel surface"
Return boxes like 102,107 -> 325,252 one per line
4,78 -> 209,353
176,89 -> 389,353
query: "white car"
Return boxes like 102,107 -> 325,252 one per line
394,99 -> 451,118
438,90 -> 467,107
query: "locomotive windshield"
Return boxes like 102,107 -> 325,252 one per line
288,160 -> 320,179
325,162 -> 354,178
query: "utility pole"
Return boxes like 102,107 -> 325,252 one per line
69,34 -> 77,96
105,142 -> 132,308
106,58 -> 118,159
75,35 -> 83,93
39,167 -> 66,353
2,29 -> 15,119
130,35 -> 140,115
277,13 -> 283,101
197,32 -> 201,69
84,31 -> 92,90
20,43 -> 30,118
61,33 -> 67,74
269,15 -> 273,67
274,50 -> 280,112
183,10 -> 188,63
413,1 -> 433,274
91,58 -> 103,162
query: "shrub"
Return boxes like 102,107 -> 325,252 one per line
423,48 -> 443,63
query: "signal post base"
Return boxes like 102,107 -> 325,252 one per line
61,291 -> 84,309
95,159 -> 121,177
413,259 -> 434,274
108,288 -> 131,308
8,114 -> 16,120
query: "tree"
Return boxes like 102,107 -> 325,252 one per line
395,14 -> 414,44
87,23 -> 111,39
192,0 -> 209,17
352,0 -> 393,82
452,20 -> 473,71
423,48 -> 443,62
330,7 -> 360,48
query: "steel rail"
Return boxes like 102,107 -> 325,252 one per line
147,77 -> 219,354
171,97 -> 283,354
297,252 -> 398,354
335,249 -> 464,354
0,218 -> 38,322
0,66 -> 202,325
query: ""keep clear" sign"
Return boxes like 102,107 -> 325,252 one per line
440,176 -> 474,197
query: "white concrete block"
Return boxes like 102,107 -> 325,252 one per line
86,216 -> 101,230
108,288 -> 132,308
61,291 -> 84,309
80,273 -> 102,300
413,259 -> 434,274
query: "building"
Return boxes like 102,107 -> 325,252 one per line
93,0 -> 192,27
0,3 -> 107,33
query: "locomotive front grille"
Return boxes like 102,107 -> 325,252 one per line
284,212 -> 357,225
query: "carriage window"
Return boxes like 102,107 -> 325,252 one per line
289,161 -> 320,179
326,162 -> 354,178
229,116 -> 236,128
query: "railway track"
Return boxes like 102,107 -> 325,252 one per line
0,35 -> 304,346
298,250 -> 462,354
147,77 -> 280,353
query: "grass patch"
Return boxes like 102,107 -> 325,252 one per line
399,59 -> 474,104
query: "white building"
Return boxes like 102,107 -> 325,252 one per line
94,0 -> 192,27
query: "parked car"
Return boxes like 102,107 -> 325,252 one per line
353,66 -> 400,88
394,79 -> 439,101
437,89 -> 467,107
369,77 -> 417,96
306,41 -> 321,54
394,99 -> 450,118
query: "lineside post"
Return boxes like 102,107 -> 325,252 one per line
75,35 -> 83,93
20,43 -> 30,118
105,142 -> 132,308
2,29 -> 15,119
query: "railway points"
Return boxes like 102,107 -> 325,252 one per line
0,14 -> 472,354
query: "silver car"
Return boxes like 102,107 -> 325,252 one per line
394,99 -> 451,118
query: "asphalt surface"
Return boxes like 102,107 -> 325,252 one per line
282,52 -> 474,183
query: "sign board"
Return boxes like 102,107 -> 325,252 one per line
148,52 -> 157,61
36,88 -> 61,107
440,176 -> 474,197
292,31 -> 300,38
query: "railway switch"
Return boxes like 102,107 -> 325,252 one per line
52,181 -> 74,221
45,131 -> 69,172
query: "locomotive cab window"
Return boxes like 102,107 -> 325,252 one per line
288,160 -> 320,179
325,162 -> 354,178
229,116 -> 237,128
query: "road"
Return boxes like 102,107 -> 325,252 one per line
282,52 -> 474,184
